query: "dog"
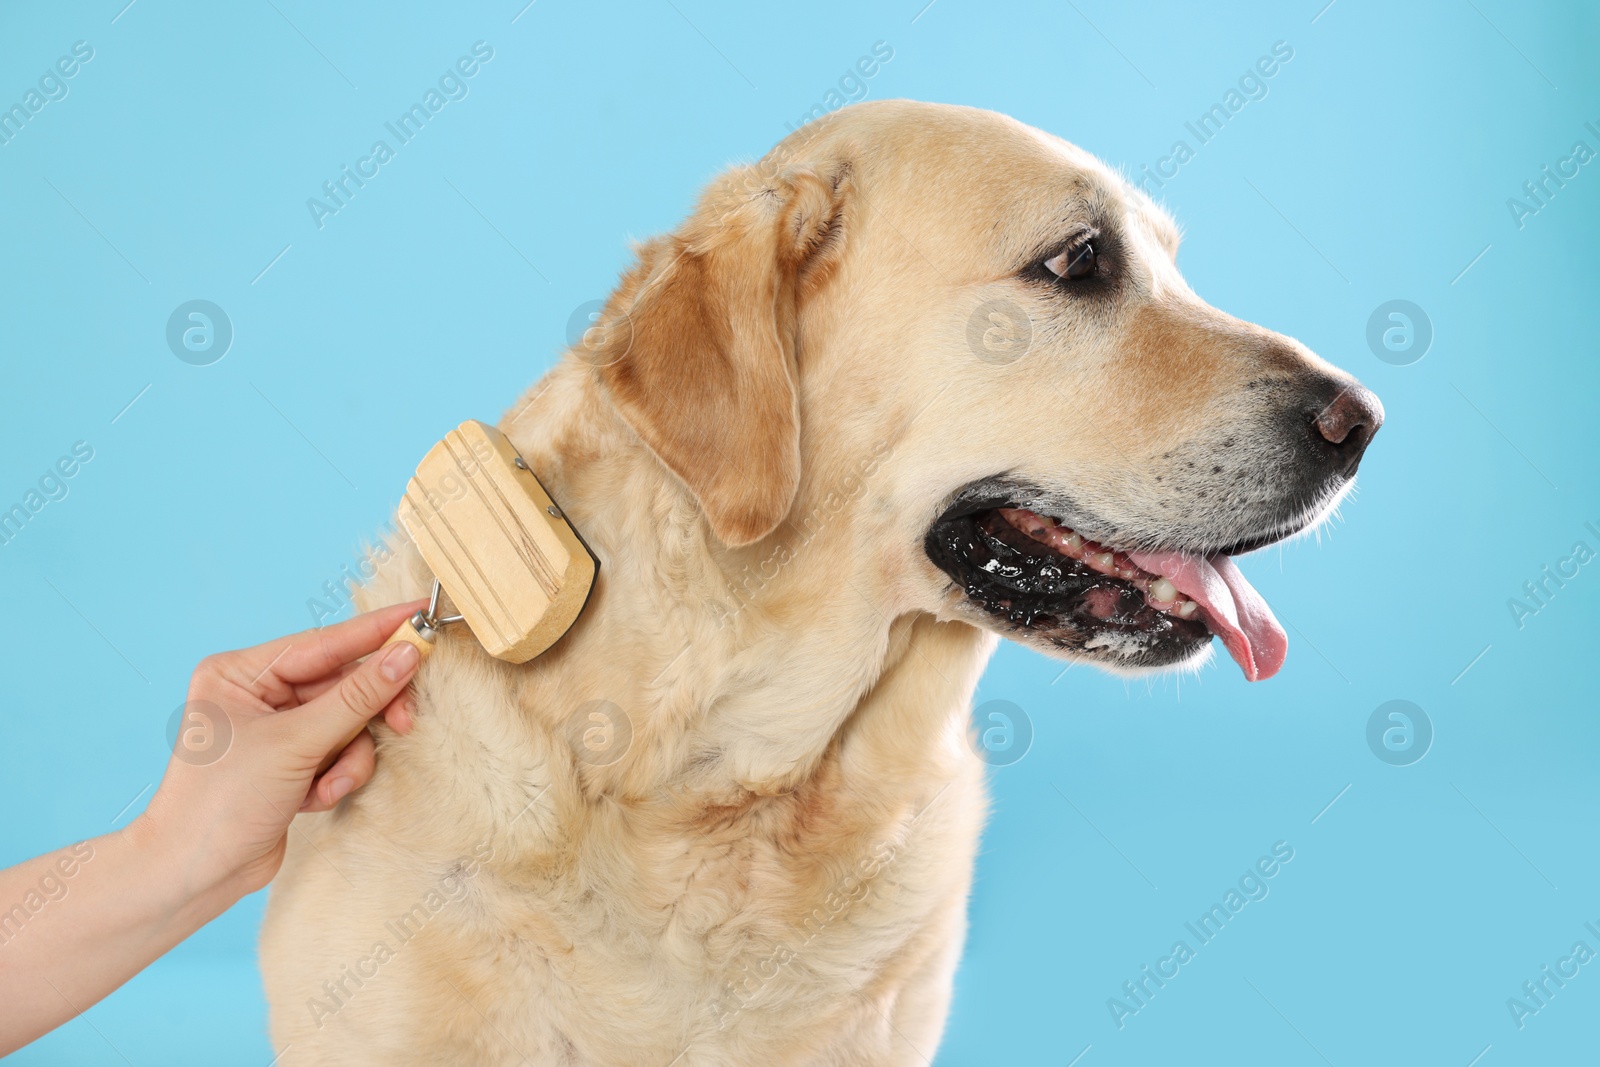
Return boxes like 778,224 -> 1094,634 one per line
260,99 -> 1382,1065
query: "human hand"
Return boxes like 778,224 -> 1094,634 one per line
138,601 -> 428,904
0,601 -> 435,1056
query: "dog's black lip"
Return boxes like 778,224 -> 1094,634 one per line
928,479 -> 1315,559
923,502 -> 1212,662
1211,525 -> 1304,557
920,475 -> 1328,666
932,492 -> 1016,527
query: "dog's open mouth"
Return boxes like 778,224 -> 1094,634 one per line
925,503 -> 1289,681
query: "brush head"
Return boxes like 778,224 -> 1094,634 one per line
396,420 -> 596,662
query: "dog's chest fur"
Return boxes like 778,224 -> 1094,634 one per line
261,545 -> 995,1066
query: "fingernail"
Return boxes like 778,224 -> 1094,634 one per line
381,640 -> 420,681
328,776 -> 355,803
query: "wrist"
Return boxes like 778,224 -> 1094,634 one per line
124,807 -> 248,924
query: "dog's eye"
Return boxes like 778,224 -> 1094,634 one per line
1044,239 -> 1097,281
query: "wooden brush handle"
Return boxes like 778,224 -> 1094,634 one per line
383,613 -> 438,661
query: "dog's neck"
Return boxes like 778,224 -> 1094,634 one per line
494,361 -> 994,805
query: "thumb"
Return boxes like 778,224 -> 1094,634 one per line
291,639 -> 421,756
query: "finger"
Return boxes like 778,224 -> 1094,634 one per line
289,638 -> 422,755
261,600 -> 427,684
237,660 -> 361,716
299,729 -> 377,812
381,691 -> 416,735
221,601 -> 428,692
268,650 -> 407,708
286,661 -> 363,708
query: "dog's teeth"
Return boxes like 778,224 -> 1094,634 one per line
1092,552 -> 1114,571
1062,531 -> 1084,550
1039,515 -> 1058,527
1176,600 -> 1198,618
1150,578 -> 1177,603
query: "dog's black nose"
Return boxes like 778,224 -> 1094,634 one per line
1309,380 -> 1384,478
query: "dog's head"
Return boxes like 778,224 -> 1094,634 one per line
586,101 -> 1381,683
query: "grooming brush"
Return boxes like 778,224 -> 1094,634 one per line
386,418 -> 597,662
319,419 -> 594,774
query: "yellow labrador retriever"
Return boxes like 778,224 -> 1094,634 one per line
261,100 -> 1381,1065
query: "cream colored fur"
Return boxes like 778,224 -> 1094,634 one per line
260,100 -> 1358,1065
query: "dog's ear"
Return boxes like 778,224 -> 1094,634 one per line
594,161 -> 849,548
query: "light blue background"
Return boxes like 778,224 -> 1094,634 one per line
1,1 -> 1596,1064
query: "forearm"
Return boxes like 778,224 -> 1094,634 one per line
0,605 -> 423,1055
0,814 -> 240,1056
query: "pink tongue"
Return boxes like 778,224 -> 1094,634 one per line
1125,550 -> 1288,682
